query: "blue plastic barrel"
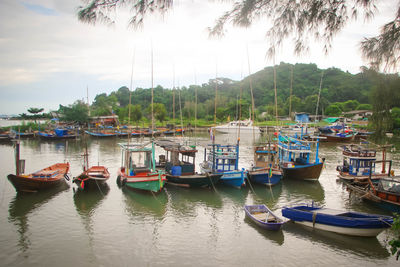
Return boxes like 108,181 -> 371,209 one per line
171,166 -> 182,176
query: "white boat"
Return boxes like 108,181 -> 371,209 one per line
212,119 -> 260,134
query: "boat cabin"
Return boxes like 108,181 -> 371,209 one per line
254,144 -> 279,169
206,143 -> 239,172
340,145 -> 376,176
278,135 -> 320,167
119,143 -> 155,176
162,145 -> 197,176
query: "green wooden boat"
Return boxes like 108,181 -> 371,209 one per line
117,141 -> 166,193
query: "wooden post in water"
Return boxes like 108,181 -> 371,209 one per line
15,141 -> 20,176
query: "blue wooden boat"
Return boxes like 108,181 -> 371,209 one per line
281,203 -> 393,237
248,143 -> 282,186
278,134 -> 324,181
38,128 -> 78,140
201,142 -> 245,188
244,204 -> 285,231
85,130 -> 117,138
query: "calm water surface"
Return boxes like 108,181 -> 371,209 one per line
0,133 -> 399,266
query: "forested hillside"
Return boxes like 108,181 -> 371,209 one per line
58,63 -> 400,130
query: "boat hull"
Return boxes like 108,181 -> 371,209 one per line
7,163 -> 70,193
166,173 -> 222,187
118,174 -> 167,193
292,221 -> 388,237
282,205 -> 393,237
281,162 -> 323,181
248,169 -> 282,186
219,170 -> 245,188
319,134 -> 354,142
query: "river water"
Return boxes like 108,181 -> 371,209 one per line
0,132 -> 399,266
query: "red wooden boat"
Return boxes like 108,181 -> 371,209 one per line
72,145 -> 110,190
73,165 -> 110,190
8,163 -> 70,193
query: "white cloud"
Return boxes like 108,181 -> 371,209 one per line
0,0 -> 398,114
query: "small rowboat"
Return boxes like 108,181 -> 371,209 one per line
7,163 -> 70,193
281,203 -> 393,237
244,204 -> 285,231
73,166 -> 110,190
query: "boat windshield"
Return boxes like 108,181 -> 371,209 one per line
379,179 -> 400,193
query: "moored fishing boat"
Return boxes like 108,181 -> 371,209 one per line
319,132 -> 356,142
84,130 -> 117,138
201,142 -> 246,188
336,144 -> 390,183
8,163 -> 70,193
281,203 -> 393,237
247,142 -> 282,186
158,142 -> 222,187
244,204 -> 285,231
38,128 -> 78,140
117,141 -> 166,193
278,134 -> 324,181
72,146 -> 110,190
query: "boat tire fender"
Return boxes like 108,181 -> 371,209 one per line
64,174 -> 70,181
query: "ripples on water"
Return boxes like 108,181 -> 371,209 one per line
0,134 -> 398,266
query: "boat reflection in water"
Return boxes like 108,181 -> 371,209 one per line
8,184 -> 69,253
73,184 -> 110,246
247,182 -> 283,207
216,184 -> 249,207
281,178 -> 325,203
122,186 -> 168,218
244,218 -> 285,246
166,185 -> 223,213
73,184 -> 110,216
283,221 -> 390,259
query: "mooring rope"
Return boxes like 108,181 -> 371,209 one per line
206,172 -> 219,194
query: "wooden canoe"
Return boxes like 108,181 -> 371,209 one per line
7,163 -> 70,193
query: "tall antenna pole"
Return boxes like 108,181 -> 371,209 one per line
214,61 -> 218,125
315,71 -> 324,121
289,65 -> 293,119
151,44 -> 154,138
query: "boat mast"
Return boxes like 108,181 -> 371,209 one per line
214,61 -> 218,125
173,65 -> 176,136
289,65 -> 293,119
273,56 -> 278,123
315,71 -> 324,122
87,86 -> 90,116
151,45 -> 154,138
179,88 -> 184,137
194,69 -> 197,140
247,45 -> 255,143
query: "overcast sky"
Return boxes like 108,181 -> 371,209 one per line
0,0 -> 397,115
